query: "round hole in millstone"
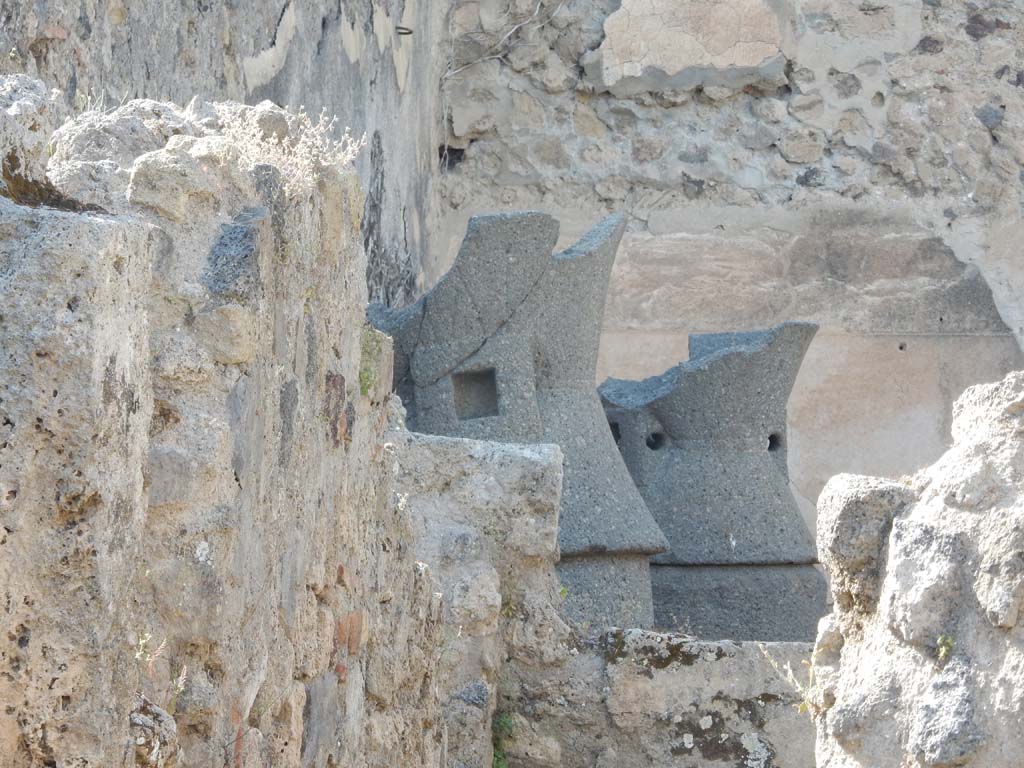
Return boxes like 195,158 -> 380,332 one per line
767,432 -> 783,452
646,432 -> 666,450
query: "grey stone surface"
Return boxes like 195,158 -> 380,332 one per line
600,322 -> 826,639
651,565 -> 827,641
557,555 -> 656,631
371,211 -> 668,628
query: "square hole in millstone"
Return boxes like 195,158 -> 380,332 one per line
452,368 -> 499,420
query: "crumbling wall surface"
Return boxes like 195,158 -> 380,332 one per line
437,0 -> 1024,529
504,630 -> 814,768
390,427 -> 816,768
0,0 -> 446,305
0,77 -> 443,767
811,370 -> 1024,767
389,428 -> 568,768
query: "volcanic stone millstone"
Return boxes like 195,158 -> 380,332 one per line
370,211 -> 669,628
600,322 -> 827,640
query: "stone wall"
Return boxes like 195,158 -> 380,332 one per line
1,66 -> 821,768
0,0 -> 447,305
390,429 -> 568,768
505,630 -> 814,768
811,370 -> 1024,767
437,0 -> 1024,529
391,429 -> 817,768
0,88 -> 443,767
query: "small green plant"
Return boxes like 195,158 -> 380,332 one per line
558,585 -> 569,601
359,327 -> 383,397
500,596 -> 522,620
796,666 -> 816,715
493,712 -> 515,738
936,634 -> 955,662
492,711 -> 515,768
758,644 -> 817,718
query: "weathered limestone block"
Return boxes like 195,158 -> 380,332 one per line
0,74 -> 100,212
601,322 -> 827,640
48,99 -> 205,210
1,79 -> 445,768
816,476 -> 916,615
0,194 -> 156,767
0,74 -> 65,194
581,0 -> 787,97
371,211 -> 669,629
390,429 -> 567,768
503,629 -> 815,768
812,370 -> 1024,768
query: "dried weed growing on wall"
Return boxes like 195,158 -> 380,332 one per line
219,104 -> 366,197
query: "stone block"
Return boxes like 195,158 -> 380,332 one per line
813,371 -> 1024,768
582,0 -> 786,97
650,564 -> 827,641
391,429 -> 566,768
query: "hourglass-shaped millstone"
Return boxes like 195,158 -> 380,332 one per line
599,322 -> 827,640
369,211 -> 669,629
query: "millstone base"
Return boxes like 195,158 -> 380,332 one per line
558,554 -> 655,629
651,564 -> 827,641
